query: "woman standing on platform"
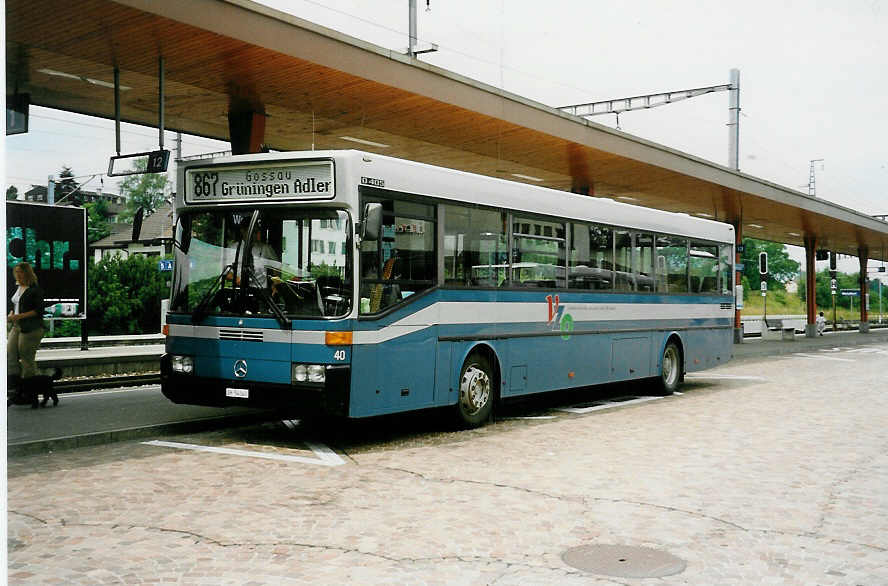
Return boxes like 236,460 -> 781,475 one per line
7,262 -> 49,407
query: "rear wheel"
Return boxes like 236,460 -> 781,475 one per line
456,354 -> 494,428
655,340 -> 682,396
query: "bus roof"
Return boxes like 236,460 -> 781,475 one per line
181,150 -> 735,244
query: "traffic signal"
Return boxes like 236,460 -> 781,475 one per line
829,251 -> 837,273
758,251 -> 768,275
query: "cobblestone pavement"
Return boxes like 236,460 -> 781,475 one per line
8,341 -> 888,584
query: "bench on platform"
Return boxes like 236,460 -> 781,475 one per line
763,318 -> 796,341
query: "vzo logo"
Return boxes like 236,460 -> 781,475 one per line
546,294 -> 574,340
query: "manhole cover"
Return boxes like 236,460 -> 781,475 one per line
562,544 -> 686,579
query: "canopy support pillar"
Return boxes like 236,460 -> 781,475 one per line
804,236 -> 818,337
228,103 -> 267,155
859,247 -> 870,332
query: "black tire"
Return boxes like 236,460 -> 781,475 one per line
455,353 -> 495,428
654,340 -> 682,396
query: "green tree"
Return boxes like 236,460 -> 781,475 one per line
799,268 -> 836,309
740,238 -> 799,291
84,201 -> 112,243
870,277 -> 888,318
119,159 -> 170,220
56,166 -> 81,205
6,185 -> 19,200
87,254 -> 169,334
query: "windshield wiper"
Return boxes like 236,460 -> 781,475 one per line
191,263 -> 236,323
243,265 -> 291,327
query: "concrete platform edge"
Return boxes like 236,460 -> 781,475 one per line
8,413 -> 274,458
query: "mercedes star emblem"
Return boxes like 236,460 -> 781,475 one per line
233,359 -> 248,378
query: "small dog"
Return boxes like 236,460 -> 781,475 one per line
7,367 -> 62,408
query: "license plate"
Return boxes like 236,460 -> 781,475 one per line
225,387 -> 249,399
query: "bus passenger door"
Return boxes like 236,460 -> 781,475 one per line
352,325 -> 438,416
376,326 -> 438,412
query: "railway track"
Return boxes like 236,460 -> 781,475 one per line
55,373 -> 161,393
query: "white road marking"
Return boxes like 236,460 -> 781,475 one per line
793,353 -> 854,362
65,386 -> 161,398
143,440 -> 346,466
685,374 -> 767,381
501,416 -> 558,420
558,395 -> 663,414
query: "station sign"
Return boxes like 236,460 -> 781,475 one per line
158,259 -> 174,272
108,149 -> 171,176
840,289 -> 860,297
185,160 -> 335,203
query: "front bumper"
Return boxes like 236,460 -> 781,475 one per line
160,355 -> 350,416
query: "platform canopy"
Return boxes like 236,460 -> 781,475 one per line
7,0 -> 888,259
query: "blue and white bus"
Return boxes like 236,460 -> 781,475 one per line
162,150 -> 735,427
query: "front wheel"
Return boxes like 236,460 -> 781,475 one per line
654,340 -> 682,396
456,354 -> 494,428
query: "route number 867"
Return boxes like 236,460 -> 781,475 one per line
192,172 -> 219,197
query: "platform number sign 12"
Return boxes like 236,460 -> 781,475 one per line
147,150 -> 171,173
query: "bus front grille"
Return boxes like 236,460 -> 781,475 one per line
219,328 -> 265,342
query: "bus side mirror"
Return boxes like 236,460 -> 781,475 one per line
360,203 -> 383,242
177,215 -> 192,253
132,207 -> 145,241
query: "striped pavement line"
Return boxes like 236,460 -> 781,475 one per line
143,439 -> 346,466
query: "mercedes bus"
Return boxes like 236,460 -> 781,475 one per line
160,150 -> 735,427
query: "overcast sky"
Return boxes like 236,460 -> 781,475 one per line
4,0 -> 887,275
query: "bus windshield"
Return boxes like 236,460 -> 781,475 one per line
170,208 -> 352,319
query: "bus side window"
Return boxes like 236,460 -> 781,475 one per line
443,204 -> 506,288
360,193 -> 437,314
657,235 -> 688,294
568,222 -> 590,289
634,231 -> 655,292
511,216 -> 565,288
690,242 -> 719,294
614,230 -> 634,292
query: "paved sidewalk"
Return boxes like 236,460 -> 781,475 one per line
7,339 -> 888,584
10,328 -> 887,458
732,327 -> 888,361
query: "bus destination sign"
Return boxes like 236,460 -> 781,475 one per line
185,161 -> 334,203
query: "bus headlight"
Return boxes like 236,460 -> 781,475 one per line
171,355 -> 194,374
307,365 -> 326,383
292,363 -> 326,384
